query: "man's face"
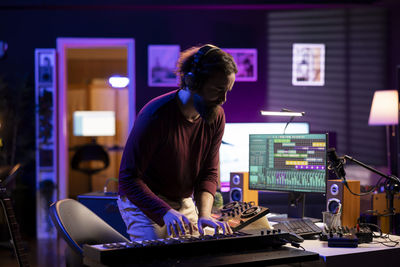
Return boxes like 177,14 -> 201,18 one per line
193,71 -> 236,124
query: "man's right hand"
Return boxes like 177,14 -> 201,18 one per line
163,209 -> 193,237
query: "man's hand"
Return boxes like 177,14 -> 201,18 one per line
163,209 -> 193,237
197,216 -> 233,235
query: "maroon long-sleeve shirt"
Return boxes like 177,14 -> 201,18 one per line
119,90 -> 224,226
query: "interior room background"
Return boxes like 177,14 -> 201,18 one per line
0,1 -> 399,236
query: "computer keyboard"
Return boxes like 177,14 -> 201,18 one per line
272,218 -> 322,239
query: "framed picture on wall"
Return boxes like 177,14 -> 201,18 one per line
292,43 -> 325,86
148,45 -> 180,87
223,48 -> 257,82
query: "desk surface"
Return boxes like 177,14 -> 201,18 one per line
301,234 -> 400,256
289,234 -> 400,267
84,246 -> 319,267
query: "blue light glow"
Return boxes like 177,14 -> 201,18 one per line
108,76 -> 129,88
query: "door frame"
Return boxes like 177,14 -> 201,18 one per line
56,37 -> 135,200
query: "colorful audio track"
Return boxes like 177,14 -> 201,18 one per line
249,134 -> 327,193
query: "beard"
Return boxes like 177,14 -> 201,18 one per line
193,93 -> 220,124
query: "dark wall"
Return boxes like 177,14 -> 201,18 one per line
387,3 -> 400,176
0,8 -> 267,122
266,8 -> 387,166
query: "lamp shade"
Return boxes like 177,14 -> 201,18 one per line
368,90 -> 399,126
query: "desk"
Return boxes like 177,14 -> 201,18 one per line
291,235 -> 400,267
84,246 -> 319,267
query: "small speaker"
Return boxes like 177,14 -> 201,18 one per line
229,172 -> 258,205
77,192 -> 129,238
326,179 -> 360,227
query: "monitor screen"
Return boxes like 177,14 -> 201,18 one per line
73,111 -> 116,137
219,122 -> 309,184
249,133 -> 327,193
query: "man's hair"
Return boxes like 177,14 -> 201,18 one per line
176,45 -> 238,90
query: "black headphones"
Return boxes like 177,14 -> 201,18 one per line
184,44 -> 220,90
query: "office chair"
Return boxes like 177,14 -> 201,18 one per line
50,198 -> 129,266
71,143 -> 110,192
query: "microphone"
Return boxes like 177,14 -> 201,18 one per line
327,148 -> 346,179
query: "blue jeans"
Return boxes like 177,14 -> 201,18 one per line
117,195 -> 199,241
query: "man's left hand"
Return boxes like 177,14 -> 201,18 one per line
197,216 -> 232,235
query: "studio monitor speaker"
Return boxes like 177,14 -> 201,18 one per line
326,179 -> 360,227
229,172 -> 258,205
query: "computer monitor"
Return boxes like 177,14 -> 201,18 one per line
249,133 -> 328,217
219,122 -> 309,185
73,111 -> 116,137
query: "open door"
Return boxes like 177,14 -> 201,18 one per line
57,38 -> 135,200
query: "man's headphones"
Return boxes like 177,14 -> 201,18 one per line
184,44 -> 220,90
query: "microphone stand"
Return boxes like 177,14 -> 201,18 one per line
342,155 -> 400,234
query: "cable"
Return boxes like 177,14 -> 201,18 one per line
383,234 -> 400,246
361,210 -> 393,217
280,239 -> 305,250
342,175 -> 385,197
283,116 -> 295,134
373,237 -> 399,247
357,222 -> 399,247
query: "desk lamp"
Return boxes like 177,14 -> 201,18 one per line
260,108 -> 305,134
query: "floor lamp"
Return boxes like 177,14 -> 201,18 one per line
368,90 -> 399,174
368,89 -> 399,233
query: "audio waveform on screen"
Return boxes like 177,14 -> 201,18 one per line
249,134 -> 327,193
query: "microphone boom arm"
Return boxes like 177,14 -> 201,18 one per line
330,151 -> 400,234
343,155 -> 400,186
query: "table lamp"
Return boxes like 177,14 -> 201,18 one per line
368,90 -> 399,174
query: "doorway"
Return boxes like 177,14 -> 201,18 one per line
57,38 -> 135,199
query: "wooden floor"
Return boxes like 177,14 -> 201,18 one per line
0,237 -> 68,267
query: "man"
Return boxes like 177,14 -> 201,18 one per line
118,44 -> 237,241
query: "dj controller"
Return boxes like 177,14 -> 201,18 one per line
216,201 -> 271,231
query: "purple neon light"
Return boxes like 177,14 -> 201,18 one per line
292,146 -> 325,150
295,165 -> 325,170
